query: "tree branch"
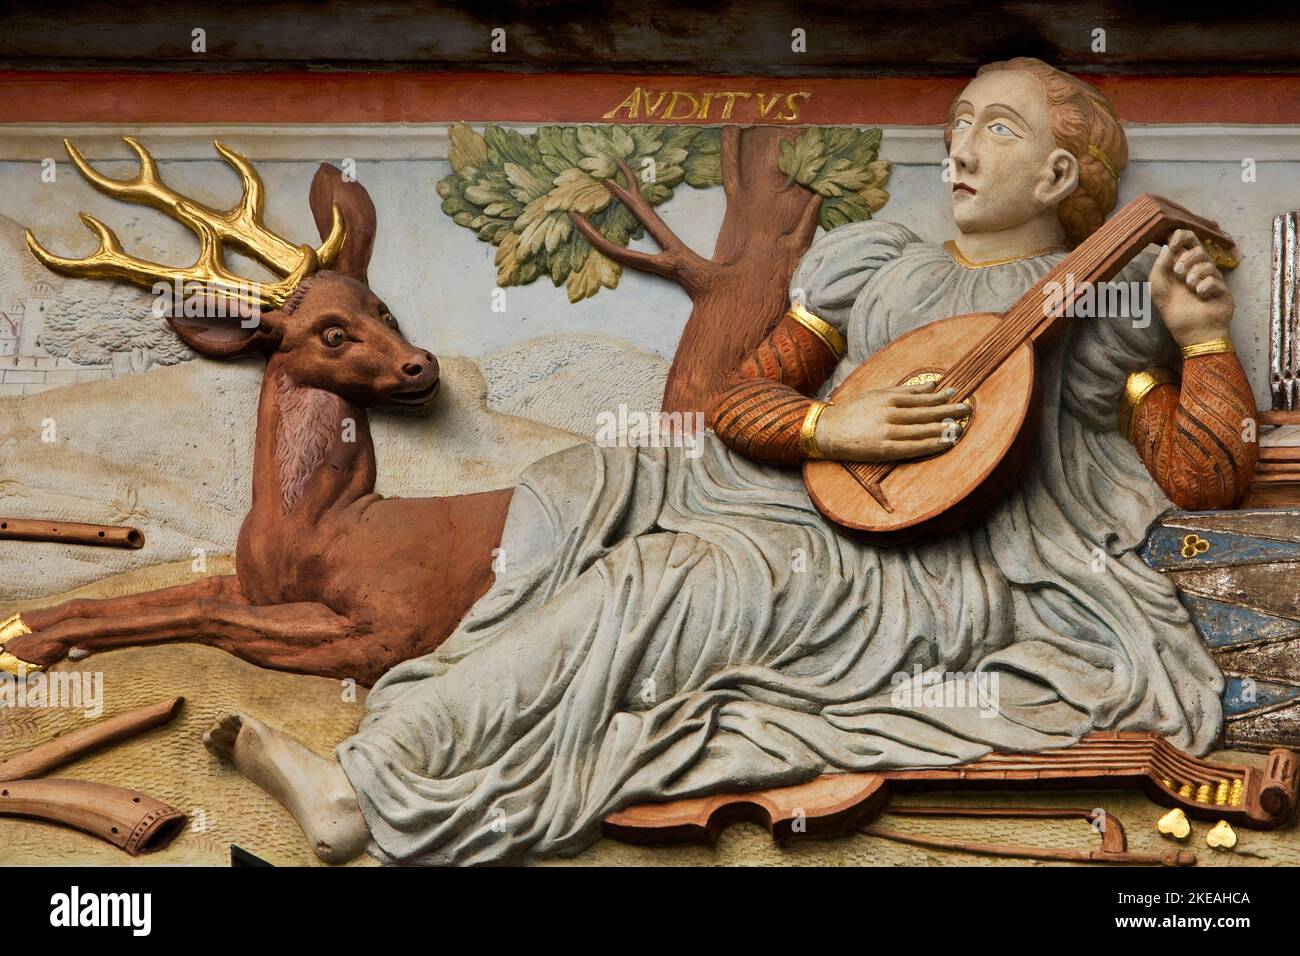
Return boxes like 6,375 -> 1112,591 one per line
606,157 -> 713,283
568,210 -> 680,283
720,126 -> 742,199
567,156 -> 717,296
789,191 -> 823,251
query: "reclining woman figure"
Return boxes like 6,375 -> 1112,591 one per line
206,57 -> 1257,865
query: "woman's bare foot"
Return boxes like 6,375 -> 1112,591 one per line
204,712 -> 369,864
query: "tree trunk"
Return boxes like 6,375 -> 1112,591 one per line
661,126 -> 821,416
569,126 -> 823,421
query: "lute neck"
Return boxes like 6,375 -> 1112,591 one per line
943,193 -> 1233,400
1012,193 -> 1162,344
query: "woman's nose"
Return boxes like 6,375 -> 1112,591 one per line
951,138 -> 976,172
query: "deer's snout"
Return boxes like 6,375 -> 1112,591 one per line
403,350 -> 438,383
387,350 -> 440,406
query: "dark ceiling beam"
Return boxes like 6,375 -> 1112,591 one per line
1,1 -> 1299,75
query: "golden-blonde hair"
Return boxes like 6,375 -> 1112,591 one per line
944,57 -> 1128,247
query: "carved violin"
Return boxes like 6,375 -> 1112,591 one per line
803,193 -> 1236,542
602,731 -> 1299,852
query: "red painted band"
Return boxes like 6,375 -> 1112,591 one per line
1,71 -> 1299,126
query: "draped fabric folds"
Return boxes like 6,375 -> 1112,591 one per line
338,221 -> 1222,865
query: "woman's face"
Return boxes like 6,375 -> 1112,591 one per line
947,70 -> 1079,235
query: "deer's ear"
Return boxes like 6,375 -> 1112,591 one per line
168,314 -> 282,358
309,163 -> 376,284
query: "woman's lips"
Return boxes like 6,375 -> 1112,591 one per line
953,183 -> 977,195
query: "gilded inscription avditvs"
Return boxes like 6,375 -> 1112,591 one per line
603,87 -> 812,122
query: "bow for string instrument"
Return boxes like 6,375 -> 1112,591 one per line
803,193 -> 1237,542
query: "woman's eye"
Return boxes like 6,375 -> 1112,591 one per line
989,122 -> 1015,136
953,118 -> 971,130
322,327 -> 347,348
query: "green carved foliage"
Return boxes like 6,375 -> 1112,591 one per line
777,127 -> 891,230
436,123 -> 888,302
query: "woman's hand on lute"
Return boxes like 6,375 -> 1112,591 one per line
815,382 -> 970,463
1151,229 -> 1234,347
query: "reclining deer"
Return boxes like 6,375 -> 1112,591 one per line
0,139 -> 514,685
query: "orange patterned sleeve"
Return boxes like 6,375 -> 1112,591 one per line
1122,347 -> 1259,510
707,303 -> 843,465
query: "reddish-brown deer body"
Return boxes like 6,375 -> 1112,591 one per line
3,141 -> 511,685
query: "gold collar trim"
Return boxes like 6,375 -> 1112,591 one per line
943,240 -> 1064,270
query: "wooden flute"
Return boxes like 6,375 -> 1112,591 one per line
0,517 -> 144,549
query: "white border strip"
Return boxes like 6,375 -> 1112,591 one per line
0,123 -> 1295,163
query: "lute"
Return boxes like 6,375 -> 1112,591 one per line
803,193 -> 1237,542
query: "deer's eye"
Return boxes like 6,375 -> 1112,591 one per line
322,327 -> 347,348
381,313 -> 398,330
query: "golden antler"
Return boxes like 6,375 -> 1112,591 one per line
24,138 -> 346,310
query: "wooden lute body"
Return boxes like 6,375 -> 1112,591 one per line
803,193 -> 1236,542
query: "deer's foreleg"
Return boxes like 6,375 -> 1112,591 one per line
20,574 -> 245,631
6,597 -> 382,683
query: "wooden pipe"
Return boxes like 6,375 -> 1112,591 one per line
0,696 -> 184,782
0,517 -> 144,549
0,779 -> 185,855
0,697 -> 187,856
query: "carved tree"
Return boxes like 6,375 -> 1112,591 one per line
39,284 -> 193,372
437,123 -> 890,415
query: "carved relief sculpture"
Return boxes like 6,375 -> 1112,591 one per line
0,40 -> 1293,875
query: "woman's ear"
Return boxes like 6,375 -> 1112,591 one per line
309,163 -> 377,284
1035,148 -> 1080,207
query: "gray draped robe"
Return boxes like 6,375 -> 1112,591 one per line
337,221 -> 1223,865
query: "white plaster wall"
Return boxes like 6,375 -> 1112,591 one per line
0,123 -> 1292,404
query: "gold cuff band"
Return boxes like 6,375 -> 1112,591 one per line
1118,367 -> 1177,441
800,401 -> 830,459
0,613 -> 40,675
787,301 -> 846,359
1180,337 -> 1235,359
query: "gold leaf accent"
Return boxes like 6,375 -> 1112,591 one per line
494,231 -> 524,286
447,123 -> 488,175
1156,807 -> 1190,840
1206,819 -> 1237,850
543,168 -> 614,217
